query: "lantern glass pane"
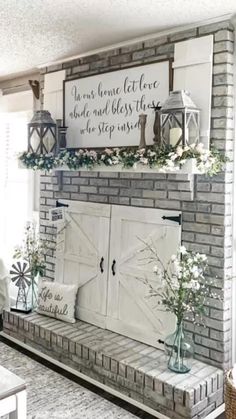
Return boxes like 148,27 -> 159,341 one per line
186,111 -> 200,146
161,111 -> 183,147
30,129 -> 40,153
42,128 -> 56,153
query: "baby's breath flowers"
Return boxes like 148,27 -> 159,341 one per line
139,242 -> 218,326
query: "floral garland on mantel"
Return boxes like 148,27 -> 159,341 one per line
19,143 -> 227,176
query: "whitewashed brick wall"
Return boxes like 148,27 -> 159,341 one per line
39,19 -> 235,370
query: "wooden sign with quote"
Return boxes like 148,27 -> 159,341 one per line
63,60 -> 171,148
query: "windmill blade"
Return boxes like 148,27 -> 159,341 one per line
11,263 -> 21,273
22,262 -> 28,272
10,264 -> 20,274
24,278 -> 31,287
24,268 -> 32,276
17,261 -> 23,271
15,278 -> 27,288
22,273 -> 32,280
11,275 -> 21,282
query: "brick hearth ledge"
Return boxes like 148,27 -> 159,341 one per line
2,311 -> 224,419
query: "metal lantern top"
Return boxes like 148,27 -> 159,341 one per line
29,110 -> 56,127
161,90 -> 200,113
28,110 -> 57,155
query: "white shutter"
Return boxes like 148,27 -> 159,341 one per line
44,70 -> 66,120
173,35 -> 213,148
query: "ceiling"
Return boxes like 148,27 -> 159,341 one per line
0,0 -> 235,81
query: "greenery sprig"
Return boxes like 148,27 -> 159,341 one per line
19,143 -> 227,176
138,243 -> 221,326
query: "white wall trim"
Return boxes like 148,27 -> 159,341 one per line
37,13 -> 233,69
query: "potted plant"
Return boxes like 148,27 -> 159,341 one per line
139,242 -> 215,373
13,223 -> 50,309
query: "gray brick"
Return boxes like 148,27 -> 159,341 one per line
99,187 -> 119,195
144,36 -> 168,48
214,29 -> 234,42
169,28 -> 197,42
110,54 -> 131,65
213,63 -> 233,75
121,42 -> 143,53
213,95 -> 234,108
212,85 -> 234,96
214,73 -> 233,86
88,195 -> 108,203
199,20 -> 233,35
71,178 -> 89,185
143,190 -> 167,199
156,44 -> 174,55
90,59 -> 109,70
214,40 -> 234,53
80,186 -> 97,194
132,48 -> 155,60
131,198 -> 154,207
70,193 -> 87,201
72,63 -> 90,73
109,196 -> 129,205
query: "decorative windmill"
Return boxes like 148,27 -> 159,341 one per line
10,261 -> 32,313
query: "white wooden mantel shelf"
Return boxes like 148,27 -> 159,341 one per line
53,159 -> 201,175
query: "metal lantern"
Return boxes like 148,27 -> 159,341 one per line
28,110 -> 57,154
160,90 -> 200,148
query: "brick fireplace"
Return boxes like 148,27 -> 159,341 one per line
37,18 -> 235,372
2,16 -> 234,419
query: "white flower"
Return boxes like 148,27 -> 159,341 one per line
166,160 -> 175,168
138,148 -> 146,155
182,282 -> 192,289
191,266 -> 200,278
188,279 -> 200,290
179,246 -> 187,255
196,143 -> 205,153
176,146 -> 183,157
140,157 -> 148,165
112,157 -> 119,165
171,277 -> 180,290
171,255 -> 177,262
105,148 -> 113,156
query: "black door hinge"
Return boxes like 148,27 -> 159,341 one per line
56,200 -> 69,208
162,214 -> 181,225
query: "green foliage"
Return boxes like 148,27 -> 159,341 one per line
139,242 -> 221,326
19,143 -> 227,176
13,223 -> 50,278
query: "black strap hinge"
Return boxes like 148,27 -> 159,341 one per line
56,200 -> 69,208
162,214 -> 181,225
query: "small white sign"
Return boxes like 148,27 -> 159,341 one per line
49,207 -> 65,224
64,60 -> 170,148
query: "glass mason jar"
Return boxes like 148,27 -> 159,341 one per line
164,321 -> 193,373
30,275 -> 38,310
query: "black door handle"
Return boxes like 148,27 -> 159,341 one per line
111,259 -> 116,276
99,257 -> 104,273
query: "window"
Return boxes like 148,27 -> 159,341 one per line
0,110 -> 38,265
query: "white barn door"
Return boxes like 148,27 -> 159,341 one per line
106,205 -> 181,348
55,200 -> 111,328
